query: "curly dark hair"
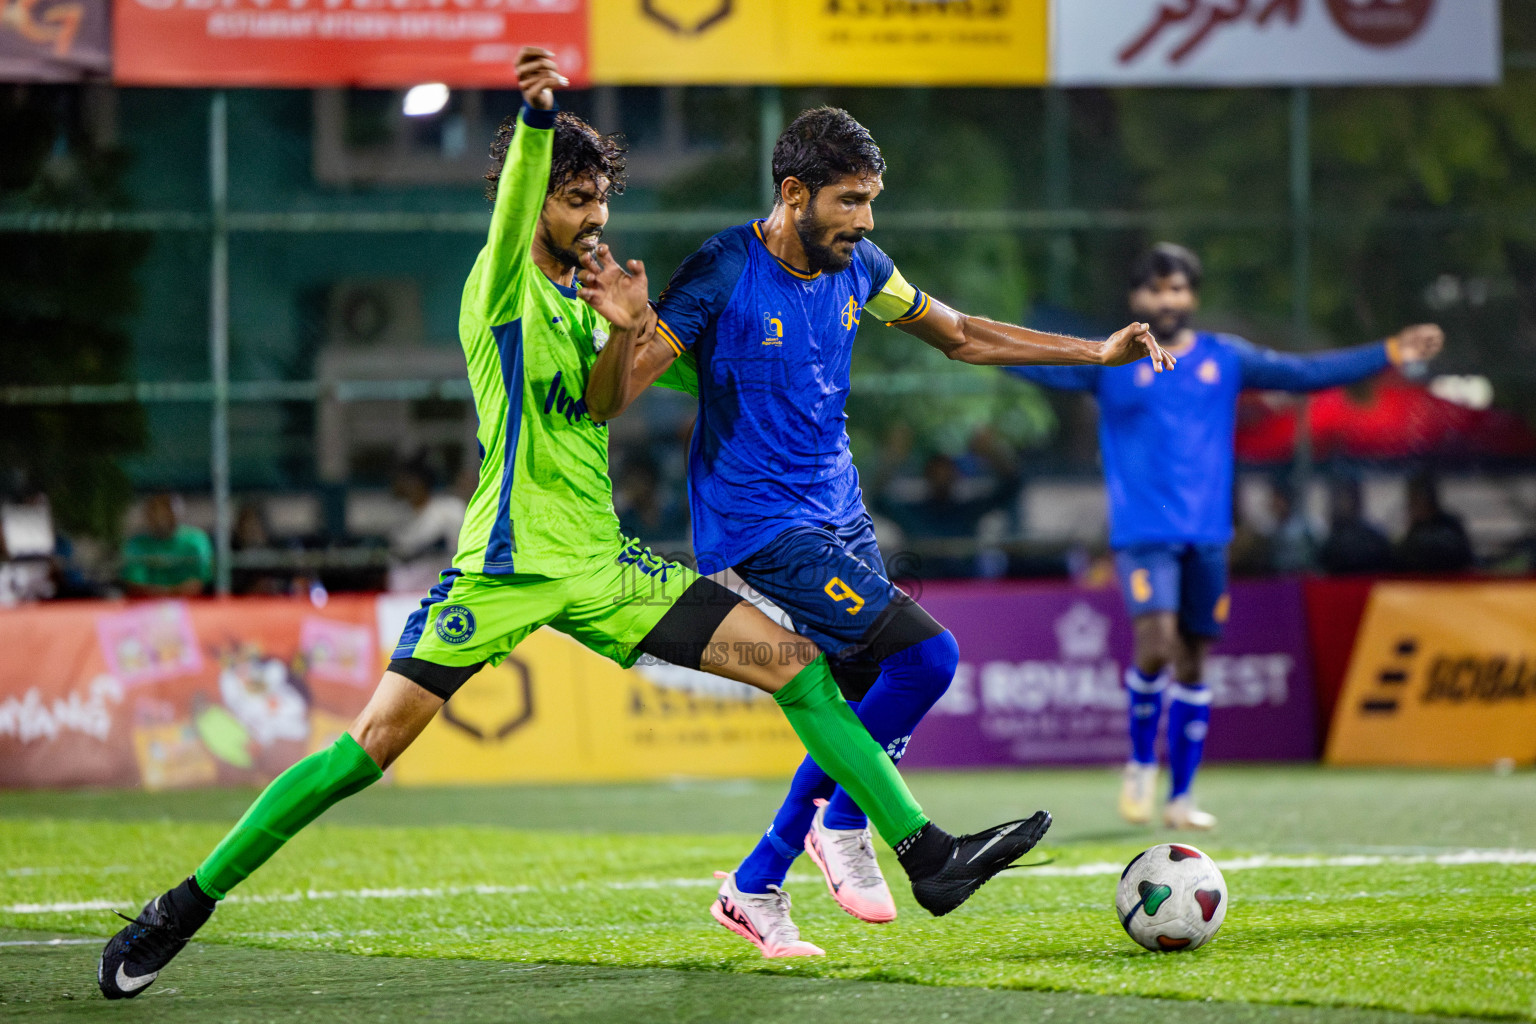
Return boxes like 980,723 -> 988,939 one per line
771,107 -> 885,206
484,111 -> 627,203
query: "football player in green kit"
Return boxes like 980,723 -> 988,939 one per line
97,48 -> 1051,998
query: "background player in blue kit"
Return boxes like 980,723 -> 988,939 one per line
578,108 -> 1174,956
1011,243 -> 1443,831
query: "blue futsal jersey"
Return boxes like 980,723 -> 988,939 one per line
1011,332 -> 1390,549
652,221 -> 928,574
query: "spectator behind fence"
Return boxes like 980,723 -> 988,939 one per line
1269,479 -> 1318,574
387,457 -> 466,593
120,492 -> 213,597
1396,471 -> 1474,573
231,500 -> 306,596
1318,477 -> 1392,575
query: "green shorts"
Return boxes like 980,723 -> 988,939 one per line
388,539 -> 741,699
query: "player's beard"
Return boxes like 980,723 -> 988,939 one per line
1149,309 -> 1192,339
795,209 -> 861,274
545,226 -> 604,271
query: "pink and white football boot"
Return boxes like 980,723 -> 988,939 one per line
804,799 -> 897,924
710,871 -> 825,958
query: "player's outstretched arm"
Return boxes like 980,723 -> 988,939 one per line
1235,323 -> 1444,392
896,295 -> 1176,372
578,244 -> 663,422
472,47 -> 567,318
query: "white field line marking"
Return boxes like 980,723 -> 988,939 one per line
5,865 -> 132,878
0,937 -> 102,947
1017,848 -> 1536,878
7,849 -> 1535,917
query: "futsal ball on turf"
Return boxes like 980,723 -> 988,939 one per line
1115,843 -> 1227,952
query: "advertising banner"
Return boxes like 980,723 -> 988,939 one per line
0,597 -> 378,790
590,0 -> 1049,86
1326,583 -> 1536,767
375,594 -> 805,786
112,0 -> 588,87
901,579 -> 1319,769
1054,0 -> 1499,87
0,0 -> 109,81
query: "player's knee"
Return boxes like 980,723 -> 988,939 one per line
881,628 -> 960,700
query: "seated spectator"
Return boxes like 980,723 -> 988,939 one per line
1395,471 -> 1474,573
1269,480 -> 1317,574
231,500 -> 303,596
388,457 -> 466,593
121,492 -> 213,598
1318,477 -> 1392,575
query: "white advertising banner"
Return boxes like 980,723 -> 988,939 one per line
1053,0 -> 1500,87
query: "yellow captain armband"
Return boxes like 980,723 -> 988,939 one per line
865,266 -> 927,324
1385,335 -> 1403,366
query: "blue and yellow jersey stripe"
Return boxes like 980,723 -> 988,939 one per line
655,319 -> 686,356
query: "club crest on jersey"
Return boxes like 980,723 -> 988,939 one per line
1198,358 -> 1221,384
592,327 -> 609,352
762,313 -> 784,346
435,605 -> 476,645
1135,363 -> 1156,387
841,295 -> 860,330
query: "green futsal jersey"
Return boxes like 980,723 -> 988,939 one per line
453,104 -> 623,578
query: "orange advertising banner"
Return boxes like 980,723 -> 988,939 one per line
1325,582 -> 1536,767
112,0 -> 587,87
0,597 -> 378,789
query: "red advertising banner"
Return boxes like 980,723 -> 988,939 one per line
0,597 -> 378,790
112,0 -> 587,87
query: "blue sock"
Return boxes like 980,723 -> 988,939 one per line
1125,666 -> 1168,766
734,751 -> 838,894
1166,682 -> 1212,799
821,630 -> 960,831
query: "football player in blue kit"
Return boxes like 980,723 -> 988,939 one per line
577,107 -> 1175,956
1011,243 -> 1443,831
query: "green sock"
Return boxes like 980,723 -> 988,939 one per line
772,656 -> 929,847
193,733 -> 382,900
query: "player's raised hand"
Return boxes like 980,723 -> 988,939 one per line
516,46 -> 567,110
1391,323 -> 1444,364
578,244 -> 649,329
1103,322 -> 1177,372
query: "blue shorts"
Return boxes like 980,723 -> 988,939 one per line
734,512 -> 940,697
1114,542 -> 1229,639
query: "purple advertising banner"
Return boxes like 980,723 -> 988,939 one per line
0,0 -> 110,82
900,578 -> 1318,768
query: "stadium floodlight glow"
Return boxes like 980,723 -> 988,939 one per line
403,84 -> 450,117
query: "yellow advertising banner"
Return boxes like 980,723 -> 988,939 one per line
1326,583 -> 1536,767
389,626 -> 804,786
590,0 -> 1049,86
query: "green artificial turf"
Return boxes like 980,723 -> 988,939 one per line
2,767 -> 1533,1022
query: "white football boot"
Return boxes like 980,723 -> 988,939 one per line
1118,761 -> 1158,825
1163,794 -> 1217,830
804,799 -> 897,924
710,871 -> 825,958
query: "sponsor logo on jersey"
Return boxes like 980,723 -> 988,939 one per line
543,370 -> 591,425
762,312 -> 784,346
435,605 -> 476,645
